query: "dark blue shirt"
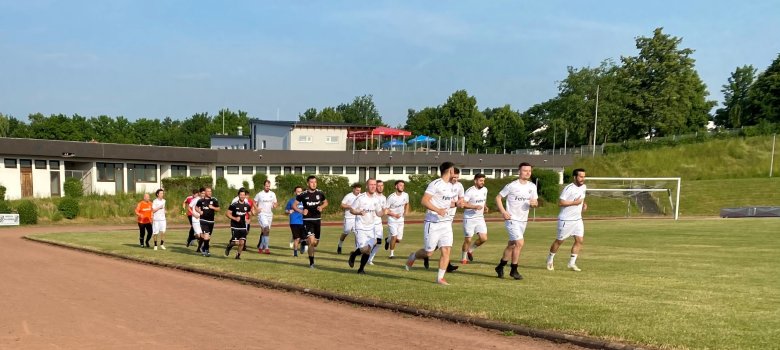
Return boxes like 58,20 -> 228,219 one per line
286,198 -> 303,225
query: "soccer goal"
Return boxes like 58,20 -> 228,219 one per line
585,177 -> 681,220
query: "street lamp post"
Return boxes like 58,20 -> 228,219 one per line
592,84 -> 600,157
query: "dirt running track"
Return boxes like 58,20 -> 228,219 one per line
0,226 -> 583,350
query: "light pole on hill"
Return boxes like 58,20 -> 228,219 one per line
592,84 -> 600,157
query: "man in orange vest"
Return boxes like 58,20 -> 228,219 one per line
135,193 -> 153,247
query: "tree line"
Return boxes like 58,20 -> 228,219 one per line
1,28 -> 778,151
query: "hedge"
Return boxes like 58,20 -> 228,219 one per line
64,178 -> 83,198
161,176 -> 214,194
0,184 -> 6,200
252,173 -> 268,191
57,197 -> 81,219
16,200 -> 38,225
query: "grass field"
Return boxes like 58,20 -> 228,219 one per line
30,218 -> 779,350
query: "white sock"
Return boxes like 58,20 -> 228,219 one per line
469,244 -> 478,252
369,244 -> 379,261
547,252 -> 556,264
569,254 -> 578,266
338,240 -> 343,248
461,251 -> 467,260
437,269 -> 446,280
389,249 -> 394,257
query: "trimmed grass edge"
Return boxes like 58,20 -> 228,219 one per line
24,234 -> 654,350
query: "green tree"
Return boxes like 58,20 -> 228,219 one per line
619,28 -> 716,138
316,107 -> 344,122
714,65 -> 756,128
440,90 -> 488,151
746,53 -> 780,124
336,95 -> 383,125
483,105 -> 526,152
298,108 -> 318,121
0,113 -> 9,137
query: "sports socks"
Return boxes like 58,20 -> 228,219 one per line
497,259 -> 508,268
547,252 -> 556,264
338,240 -> 343,248
510,263 -> 518,273
461,251 -> 468,260
368,244 -> 379,262
470,243 -> 479,252
308,256 -> 314,266
437,269 -> 446,281
358,253 -> 370,272
569,254 -> 578,265
203,240 -> 210,252
389,249 -> 394,257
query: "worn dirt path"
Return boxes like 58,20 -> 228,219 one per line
0,225 -> 583,350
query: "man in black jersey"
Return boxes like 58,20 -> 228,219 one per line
293,175 -> 328,268
194,187 -> 220,257
225,188 -> 251,259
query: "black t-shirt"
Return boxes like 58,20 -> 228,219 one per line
296,189 -> 326,220
197,197 -> 220,222
228,201 -> 251,228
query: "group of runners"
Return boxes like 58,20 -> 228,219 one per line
133,162 -> 588,285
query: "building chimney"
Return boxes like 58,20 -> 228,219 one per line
237,126 -> 243,136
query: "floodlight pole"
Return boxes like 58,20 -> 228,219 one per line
592,84 -> 599,157
770,133 -> 776,177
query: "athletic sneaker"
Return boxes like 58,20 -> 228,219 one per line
235,254 -> 241,260
460,259 -> 468,265
446,263 -> 458,273
436,278 -> 450,286
404,253 -> 415,271
263,249 -> 271,255
357,269 -> 366,275
258,248 -> 263,254
547,262 -> 555,271
202,251 -> 209,257
467,251 -> 474,262
186,238 -> 193,247
139,242 -> 144,247
225,244 -> 233,257
368,260 -> 374,266
388,255 -> 395,259
337,246 -> 342,254
384,238 -> 389,250
309,264 -> 315,269
154,246 -> 158,251
423,257 -> 430,269
495,266 -> 504,278
568,264 -> 582,272
205,250 -> 210,257
289,240 -> 294,249
160,245 -> 166,250
509,271 -> 523,280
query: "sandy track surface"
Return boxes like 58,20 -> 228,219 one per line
0,225 -> 582,350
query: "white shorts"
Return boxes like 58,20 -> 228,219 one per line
152,220 -> 166,234
355,228 -> 376,249
423,221 -> 453,252
504,220 -> 527,241
463,218 -> 487,238
258,214 -> 272,229
557,220 -> 584,240
192,220 -> 203,235
343,217 -> 356,235
373,222 -> 383,239
388,221 -> 404,240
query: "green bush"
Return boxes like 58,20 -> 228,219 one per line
252,173 -> 268,191
215,177 -> 228,189
57,197 -> 80,219
0,184 -> 6,200
274,174 -> 350,215
64,178 -> 83,198
161,176 -> 213,194
532,169 -> 561,204
0,200 -> 10,214
16,200 -> 38,225
50,211 -> 63,222
242,180 -> 250,190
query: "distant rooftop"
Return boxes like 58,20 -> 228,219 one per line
249,119 -> 373,129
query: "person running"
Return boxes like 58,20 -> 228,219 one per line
285,186 -> 305,257
189,188 -> 205,251
135,193 -> 153,248
254,180 -> 278,254
224,188 -> 252,260
494,162 -> 538,280
367,180 -> 387,265
384,180 -> 410,259
151,188 -> 167,250
547,168 -> 588,272
460,174 -> 489,264
195,187 -> 220,257
293,176 -> 328,268
405,161 -> 457,285
347,179 -> 384,274
183,189 -> 198,247
337,183 -> 362,254
231,190 -> 254,252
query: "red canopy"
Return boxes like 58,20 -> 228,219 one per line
371,126 -> 411,137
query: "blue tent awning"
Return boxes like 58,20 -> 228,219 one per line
407,135 -> 436,143
382,140 -> 406,147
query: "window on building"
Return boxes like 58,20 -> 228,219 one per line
483,169 -> 493,175
226,166 -> 239,174
49,160 -> 60,169
216,166 -> 224,179
270,166 -> 281,175
256,166 -> 267,174
305,166 -> 316,174
392,166 -> 403,174
130,164 -> 157,182
284,166 -> 292,174
318,166 -> 330,174
332,166 -> 344,175
242,166 -> 253,175
191,168 -> 203,176
298,135 -> 312,143
171,165 -> 188,177
4,158 -> 17,168
35,160 -> 47,169
405,166 -> 416,174
462,168 -> 471,175
378,166 -> 390,174
261,140 -> 267,149
472,169 -> 482,175
97,162 -> 122,182
418,166 -> 429,174
345,166 -> 356,174
325,136 -> 339,144
20,159 -> 32,168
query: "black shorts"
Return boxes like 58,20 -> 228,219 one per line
231,227 -> 247,240
200,220 -> 215,234
289,224 -> 306,240
187,215 -> 193,224
304,220 -> 321,240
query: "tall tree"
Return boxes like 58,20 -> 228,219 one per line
746,53 -> 780,124
620,28 -> 716,138
298,108 -> 318,121
714,65 -> 757,128
440,90 -> 488,151
0,113 -> 9,137
336,94 -> 383,125
483,105 -> 526,152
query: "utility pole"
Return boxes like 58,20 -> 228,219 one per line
592,84 -> 600,157
771,133 -> 776,177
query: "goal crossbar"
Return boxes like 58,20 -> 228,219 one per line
586,177 -> 681,220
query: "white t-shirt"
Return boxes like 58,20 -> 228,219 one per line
447,182 -> 465,217
254,190 -> 277,217
374,194 -> 386,225
498,180 -> 538,222
152,198 -> 166,221
351,193 -> 381,231
189,197 -> 201,219
424,178 -> 455,223
463,186 -> 488,220
558,183 -> 587,221
341,192 -> 358,219
385,192 -> 409,223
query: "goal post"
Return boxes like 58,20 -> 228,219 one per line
585,177 -> 681,220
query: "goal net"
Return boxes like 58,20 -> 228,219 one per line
585,177 -> 681,220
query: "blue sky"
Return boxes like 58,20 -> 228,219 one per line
1,1 -> 778,127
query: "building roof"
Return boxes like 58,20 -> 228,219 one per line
249,119 -> 373,129
210,135 -> 250,139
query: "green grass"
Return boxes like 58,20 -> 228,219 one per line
30,219 -> 780,349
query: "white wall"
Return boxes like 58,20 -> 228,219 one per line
0,166 -> 21,200
289,128 -> 347,151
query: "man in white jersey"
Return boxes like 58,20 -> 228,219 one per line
367,180 -> 387,265
347,179 -> 384,274
337,183 -> 362,254
188,187 -> 205,251
384,180 -> 410,259
151,189 -> 167,251
495,162 -> 538,280
405,161 -> 457,285
547,168 -> 587,272
423,168 -> 463,272
254,180 -> 278,254
460,173 -> 489,264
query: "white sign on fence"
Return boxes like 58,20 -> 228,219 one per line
0,214 -> 20,226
